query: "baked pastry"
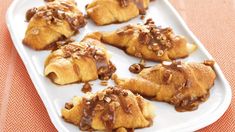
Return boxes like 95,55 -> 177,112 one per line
44,33 -> 116,85
62,86 -> 155,131
23,0 -> 86,50
101,18 -> 197,61
86,0 -> 150,25
114,60 -> 216,112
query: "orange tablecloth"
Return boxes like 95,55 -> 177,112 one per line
0,0 -> 234,131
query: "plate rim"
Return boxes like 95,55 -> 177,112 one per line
5,0 -> 232,131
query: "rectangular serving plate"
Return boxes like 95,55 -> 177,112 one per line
6,0 -> 232,131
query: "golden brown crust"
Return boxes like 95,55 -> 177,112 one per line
23,0 -> 86,50
62,86 -> 155,131
114,61 -> 216,112
44,33 -> 116,85
101,19 -> 197,61
86,0 -> 150,25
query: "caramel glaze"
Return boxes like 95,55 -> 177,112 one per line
44,36 -> 71,50
25,0 -> 86,33
119,0 -> 146,15
161,61 -> 213,112
78,86 -> 132,131
139,19 -> 174,51
116,18 -> 176,57
59,40 -> 116,80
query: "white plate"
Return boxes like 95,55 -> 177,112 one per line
6,0 -> 232,131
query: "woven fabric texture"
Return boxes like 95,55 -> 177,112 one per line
0,0 -> 234,131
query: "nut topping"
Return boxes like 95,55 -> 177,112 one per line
81,82 -> 92,93
26,7 -> 38,21
203,60 -> 215,67
129,59 -> 146,74
163,70 -> 173,84
109,94 -> 118,101
139,32 -> 151,44
65,102 -> 74,110
118,0 -> 146,15
116,19 -> 177,58
58,40 -> 116,81
140,15 -> 145,20
104,96 -> 111,103
119,0 -> 129,7
138,19 -> 175,56
151,43 -> 160,51
26,1 -> 86,32
109,102 -> 118,112
162,61 -> 172,66
134,52 -> 142,58
129,63 -> 145,74
97,92 -> 105,101
77,86 -> 134,131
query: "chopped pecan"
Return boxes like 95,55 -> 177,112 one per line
138,18 -> 175,54
203,60 -> 215,67
104,96 -> 111,103
109,94 -> 118,101
26,7 -> 38,21
119,0 -> 129,7
163,70 -> 173,84
97,92 -> 105,101
151,43 -> 160,51
139,32 -> 151,44
129,63 -> 145,74
65,102 -> 74,110
81,82 -> 92,93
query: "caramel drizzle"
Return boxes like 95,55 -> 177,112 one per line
119,0 -> 146,15
78,87 -> 131,131
162,61 -> 191,88
60,41 -> 116,80
116,19 -> 175,57
79,98 -> 98,131
162,61 -> 210,112
26,1 -> 86,32
133,0 -> 146,15
139,19 -> 174,56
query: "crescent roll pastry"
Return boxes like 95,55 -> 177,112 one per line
114,60 -> 216,112
23,0 -> 86,50
101,18 -> 197,61
44,33 -> 116,85
62,86 -> 155,131
86,0 -> 150,25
